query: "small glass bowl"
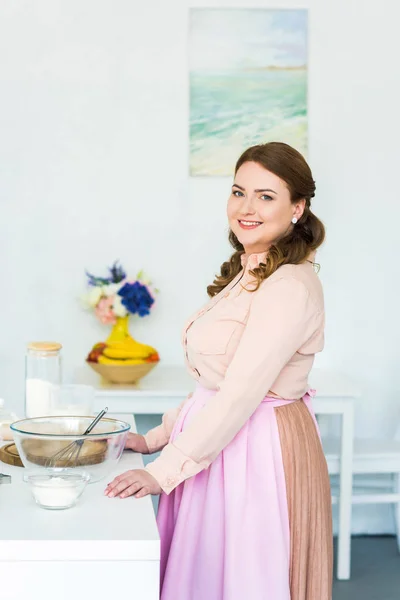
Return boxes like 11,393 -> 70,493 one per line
49,384 -> 95,417
23,468 -> 90,510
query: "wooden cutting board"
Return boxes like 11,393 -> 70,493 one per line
0,440 -> 107,468
0,443 -> 23,467
23,439 -> 107,467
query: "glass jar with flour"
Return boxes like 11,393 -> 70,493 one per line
25,342 -> 62,418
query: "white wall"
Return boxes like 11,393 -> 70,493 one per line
1,0 -> 400,533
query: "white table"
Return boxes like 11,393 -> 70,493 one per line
0,414 -> 160,600
79,364 -> 360,581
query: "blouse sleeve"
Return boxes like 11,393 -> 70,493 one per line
143,393 -> 193,453
145,276 -> 323,494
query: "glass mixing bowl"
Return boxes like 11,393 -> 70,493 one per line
11,415 -> 131,483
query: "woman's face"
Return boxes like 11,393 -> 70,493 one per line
227,161 -> 305,255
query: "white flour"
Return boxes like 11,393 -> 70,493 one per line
31,477 -> 79,508
25,378 -> 54,418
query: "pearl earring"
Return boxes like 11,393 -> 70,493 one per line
291,217 -> 298,224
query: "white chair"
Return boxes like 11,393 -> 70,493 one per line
322,436 -> 400,551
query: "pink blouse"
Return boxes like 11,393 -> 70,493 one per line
145,250 -> 325,494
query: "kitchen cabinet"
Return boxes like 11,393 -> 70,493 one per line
0,414 -> 160,600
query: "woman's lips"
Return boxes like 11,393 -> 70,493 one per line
238,220 -> 262,230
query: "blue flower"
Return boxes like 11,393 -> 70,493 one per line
118,281 -> 154,317
108,261 -> 126,284
86,260 -> 126,287
85,271 -> 111,287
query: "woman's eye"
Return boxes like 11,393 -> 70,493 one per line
233,190 -> 244,197
260,194 -> 273,201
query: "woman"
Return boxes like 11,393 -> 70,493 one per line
105,142 -> 333,600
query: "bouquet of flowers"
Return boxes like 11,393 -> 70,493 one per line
82,261 -> 160,370
83,261 -> 158,325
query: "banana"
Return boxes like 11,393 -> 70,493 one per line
89,333 -> 159,365
107,339 -> 157,353
103,347 -> 152,359
103,338 -> 157,360
98,355 -> 147,366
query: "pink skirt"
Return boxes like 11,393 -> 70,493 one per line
157,384 -> 333,600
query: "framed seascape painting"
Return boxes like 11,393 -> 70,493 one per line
189,9 -> 308,176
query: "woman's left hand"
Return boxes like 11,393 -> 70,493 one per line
104,469 -> 162,499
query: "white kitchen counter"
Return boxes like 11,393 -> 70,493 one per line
0,414 -> 160,600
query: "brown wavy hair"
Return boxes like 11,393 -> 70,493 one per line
207,142 -> 325,297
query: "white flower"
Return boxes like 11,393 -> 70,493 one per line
136,270 -> 151,286
112,294 -> 128,317
102,282 -> 123,297
82,286 -> 103,308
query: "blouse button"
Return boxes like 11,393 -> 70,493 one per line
165,476 -> 178,486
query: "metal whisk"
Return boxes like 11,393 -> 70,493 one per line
45,407 -> 108,468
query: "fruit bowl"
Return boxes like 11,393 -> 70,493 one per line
86,360 -> 158,384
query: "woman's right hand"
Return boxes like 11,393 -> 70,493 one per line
124,432 -> 150,454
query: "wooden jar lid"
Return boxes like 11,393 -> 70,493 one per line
27,342 -> 62,352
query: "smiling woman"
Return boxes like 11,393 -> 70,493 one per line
230,161 -> 303,243
208,141 -> 326,296
107,142 -> 332,600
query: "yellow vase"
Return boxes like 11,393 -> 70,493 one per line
106,315 -> 132,345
